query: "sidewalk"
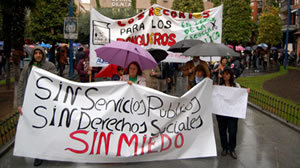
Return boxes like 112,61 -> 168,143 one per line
1,106 -> 300,168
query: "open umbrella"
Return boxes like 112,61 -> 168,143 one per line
167,39 -> 204,53
235,45 -> 245,52
252,45 -> 258,50
147,48 -> 168,63
95,41 -> 157,70
183,43 -> 240,57
271,46 -> 278,50
95,64 -> 118,78
227,44 -> 234,49
245,46 -> 252,51
258,43 -> 268,49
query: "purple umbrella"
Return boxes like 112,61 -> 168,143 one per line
95,41 -> 157,70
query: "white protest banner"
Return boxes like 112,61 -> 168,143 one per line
90,4 -> 223,67
14,67 -> 217,163
211,85 -> 248,119
162,53 -> 191,63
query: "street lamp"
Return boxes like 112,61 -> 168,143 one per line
69,0 -> 74,79
284,0 -> 291,70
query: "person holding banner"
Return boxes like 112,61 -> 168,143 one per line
216,66 -> 241,159
77,50 -> 95,82
183,56 -> 210,90
121,61 -> 146,86
17,46 -> 57,166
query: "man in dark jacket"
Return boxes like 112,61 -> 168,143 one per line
17,46 -> 57,166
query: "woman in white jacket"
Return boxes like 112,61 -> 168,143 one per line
121,61 -> 146,86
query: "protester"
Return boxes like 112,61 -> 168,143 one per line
215,66 -> 239,159
56,46 -> 68,76
183,56 -> 210,90
77,50 -> 94,82
230,56 -> 244,78
17,46 -> 57,166
0,50 -> 4,78
121,62 -> 146,86
190,64 -> 208,88
261,49 -> 268,70
112,66 -> 124,81
75,47 -> 85,66
143,65 -> 161,90
212,57 -> 227,85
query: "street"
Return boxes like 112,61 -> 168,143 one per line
1,105 -> 300,168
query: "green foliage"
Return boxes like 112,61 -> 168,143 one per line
213,0 -> 221,7
95,0 -> 101,8
266,0 -> 279,8
151,0 -> 157,5
76,12 -> 90,44
29,0 -> 76,44
131,0 -> 136,9
237,66 -> 300,107
257,6 -> 282,46
172,0 -> 204,13
223,0 -> 252,45
97,7 -> 138,19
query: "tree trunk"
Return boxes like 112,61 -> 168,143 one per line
2,10 -> 12,89
11,5 -> 26,108
11,5 -> 26,83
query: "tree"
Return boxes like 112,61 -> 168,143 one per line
76,12 -> 90,44
172,0 -> 204,13
257,6 -> 282,46
29,0 -> 76,64
213,0 -> 222,7
266,0 -> 279,8
151,0 -> 157,5
0,0 -> 36,89
222,0 -> 252,46
29,0 -> 76,44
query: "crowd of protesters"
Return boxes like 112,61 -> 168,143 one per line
16,44 -> 253,166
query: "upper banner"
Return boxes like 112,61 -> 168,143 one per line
14,67 -> 217,163
89,4 -> 223,67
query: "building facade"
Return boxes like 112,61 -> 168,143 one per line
250,0 -> 266,23
280,0 -> 300,59
75,0 -> 214,14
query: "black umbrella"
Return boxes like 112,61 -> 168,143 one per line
147,48 -> 168,63
167,39 -> 204,53
183,43 -> 240,57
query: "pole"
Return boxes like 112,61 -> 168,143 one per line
69,0 -> 74,78
284,0 -> 291,70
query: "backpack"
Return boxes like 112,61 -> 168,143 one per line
231,60 -> 244,78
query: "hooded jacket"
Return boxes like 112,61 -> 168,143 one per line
17,46 -> 57,107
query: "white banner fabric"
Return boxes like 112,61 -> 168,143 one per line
211,85 -> 248,119
14,67 -> 217,163
89,4 -> 223,67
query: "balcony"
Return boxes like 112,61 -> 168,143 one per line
281,17 -> 298,31
280,0 -> 294,13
